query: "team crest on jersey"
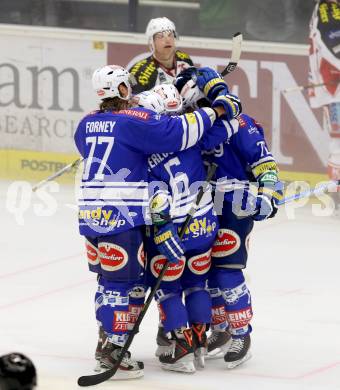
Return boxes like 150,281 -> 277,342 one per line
117,109 -> 150,120
150,255 -> 185,281
98,242 -> 128,271
212,229 -> 241,257
137,243 -> 146,268
187,250 -> 211,275
85,239 -> 99,265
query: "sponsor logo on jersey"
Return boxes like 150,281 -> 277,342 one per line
85,239 -> 99,265
113,310 -> 130,331
128,304 -> 143,326
98,242 -> 128,271
150,255 -> 185,281
187,250 -> 211,275
117,109 -> 150,120
211,305 -> 227,325
137,243 -> 146,268
226,307 -> 253,329
237,115 -> 247,128
212,229 -> 241,257
183,217 -> 217,237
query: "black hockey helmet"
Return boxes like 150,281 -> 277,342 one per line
0,353 -> 37,390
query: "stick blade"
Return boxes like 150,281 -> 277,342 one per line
221,32 -> 243,76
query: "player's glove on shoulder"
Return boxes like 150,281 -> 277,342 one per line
212,93 -> 242,121
150,191 -> 185,264
196,67 -> 229,101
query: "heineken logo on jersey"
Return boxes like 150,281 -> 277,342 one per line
187,250 -> 211,275
85,239 -> 99,265
150,255 -> 185,281
212,305 -> 227,325
98,243 -> 128,271
212,229 -> 241,257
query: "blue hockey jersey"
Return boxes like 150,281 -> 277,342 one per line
206,114 -> 278,204
147,117 -> 239,249
74,106 -> 216,237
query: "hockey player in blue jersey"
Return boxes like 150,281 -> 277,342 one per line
136,83 -> 241,373
73,65 -> 241,378
175,67 -> 283,369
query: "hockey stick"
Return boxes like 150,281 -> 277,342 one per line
221,32 -> 243,77
277,180 -> 340,205
282,79 -> 339,94
32,158 -> 83,192
77,162 -> 218,387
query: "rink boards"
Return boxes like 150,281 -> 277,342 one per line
0,24 -> 329,185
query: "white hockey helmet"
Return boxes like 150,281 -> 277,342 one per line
153,84 -> 183,114
131,90 -> 165,114
92,65 -> 132,101
179,78 -> 205,110
146,17 -> 177,44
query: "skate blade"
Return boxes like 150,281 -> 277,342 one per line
97,365 -> 144,380
94,360 -> 101,372
225,351 -> 252,369
206,339 -> 232,360
161,354 -> 196,374
194,347 -> 206,369
155,345 -> 172,357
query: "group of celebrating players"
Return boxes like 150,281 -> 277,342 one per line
74,17 -> 283,380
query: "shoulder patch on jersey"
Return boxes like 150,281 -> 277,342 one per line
117,109 -> 150,120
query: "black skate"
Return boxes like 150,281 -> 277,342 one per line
159,328 -> 195,373
224,334 -> 251,369
155,325 -> 172,357
99,339 -> 144,380
94,326 -> 106,372
206,329 -> 232,360
191,324 -> 208,369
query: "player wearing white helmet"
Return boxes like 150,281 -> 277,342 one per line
129,17 -> 194,93
138,79 -> 242,373
75,64 -> 237,380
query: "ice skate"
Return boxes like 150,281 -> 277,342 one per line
206,329 -> 232,360
99,339 -> 144,380
159,328 -> 196,373
224,334 -> 251,369
94,326 -> 106,372
155,325 -> 172,357
191,324 -> 207,369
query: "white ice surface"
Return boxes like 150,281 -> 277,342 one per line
1,181 -> 340,390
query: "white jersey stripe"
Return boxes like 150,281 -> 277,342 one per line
180,116 -> 189,151
81,181 -> 149,188
79,187 -> 148,201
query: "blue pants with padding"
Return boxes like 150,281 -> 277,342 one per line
209,267 -> 253,337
